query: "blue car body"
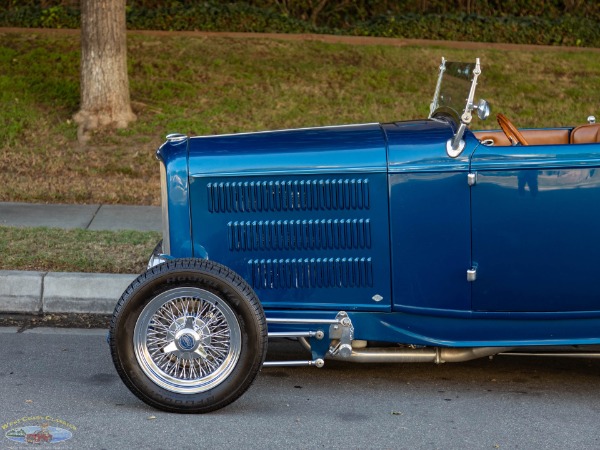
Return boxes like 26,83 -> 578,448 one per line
157,117 -> 600,350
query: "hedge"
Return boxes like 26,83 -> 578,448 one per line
1,1 -> 598,48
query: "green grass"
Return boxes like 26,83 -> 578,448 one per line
1,30 -> 600,206
0,226 -> 161,274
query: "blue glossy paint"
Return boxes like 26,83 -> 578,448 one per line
383,121 -> 475,312
156,138 -> 193,257
158,119 -> 600,348
186,124 -> 392,311
471,142 -> 600,312
384,120 -> 474,172
187,124 -> 386,177
388,171 -> 472,311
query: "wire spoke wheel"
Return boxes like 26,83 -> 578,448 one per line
110,259 -> 267,413
134,287 -> 241,394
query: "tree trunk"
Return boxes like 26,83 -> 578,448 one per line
74,0 -> 136,140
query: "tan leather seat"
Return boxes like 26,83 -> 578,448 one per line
474,129 -> 569,146
570,124 -> 600,144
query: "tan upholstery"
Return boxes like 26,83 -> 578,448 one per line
474,129 -> 570,146
570,124 -> 600,144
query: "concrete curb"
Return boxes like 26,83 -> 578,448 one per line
0,270 -> 137,315
0,202 -> 159,315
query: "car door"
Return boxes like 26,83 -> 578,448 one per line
470,140 -> 600,312
384,121 -> 474,313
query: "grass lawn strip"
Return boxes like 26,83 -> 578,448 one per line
0,226 -> 160,274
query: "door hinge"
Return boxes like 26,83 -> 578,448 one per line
467,172 -> 477,186
467,267 -> 477,282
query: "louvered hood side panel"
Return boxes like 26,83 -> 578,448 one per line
188,125 -> 391,311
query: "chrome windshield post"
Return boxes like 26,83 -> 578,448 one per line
446,58 -> 481,158
429,57 -> 446,118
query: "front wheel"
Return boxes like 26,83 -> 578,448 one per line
109,258 -> 267,413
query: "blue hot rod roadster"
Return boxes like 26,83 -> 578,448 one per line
109,58 -> 600,413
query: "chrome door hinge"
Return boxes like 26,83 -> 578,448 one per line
467,172 -> 477,186
467,267 -> 477,282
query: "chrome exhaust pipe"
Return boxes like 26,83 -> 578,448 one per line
297,337 -> 513,364
439,347 -> 514,363
328,347 -> 438,363
326,346 -> 514,364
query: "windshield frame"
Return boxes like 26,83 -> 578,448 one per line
428,57 -> 483,157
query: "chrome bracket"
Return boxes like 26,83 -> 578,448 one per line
268,330 -> 324,340
264,316 -> 335,367
446,135 -> 466,158
263,359 -> 325,368
165,133 -> 187,143
328,311 -> 354,358
467,172 -> 477,186
467,267 -> 477,282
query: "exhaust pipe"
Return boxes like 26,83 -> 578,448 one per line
326,346 -> 514,364
296,336 -> 512,364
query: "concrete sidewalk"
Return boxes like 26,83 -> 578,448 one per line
0,202 -> 161,231
0,202 -> 161,315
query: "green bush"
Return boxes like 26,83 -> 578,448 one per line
353,14 -> 600,47
0,4 -> 79,28
1,1 -> 599,48
125,2 -> 316,33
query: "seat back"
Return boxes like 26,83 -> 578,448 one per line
570,124 -> 600,144
474,129 -> 570,146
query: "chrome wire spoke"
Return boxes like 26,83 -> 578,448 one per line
133,287 -> 241,394
208,328 -> 231,340
202,357 -> 219,373
196,300 -> 210,321
161,303 -> 180,326
148,321 -> 170,334
201,312 -> 223,331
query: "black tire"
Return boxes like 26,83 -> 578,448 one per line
109,258 -> 267,413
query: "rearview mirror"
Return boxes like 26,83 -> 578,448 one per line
474,99 -> 490,120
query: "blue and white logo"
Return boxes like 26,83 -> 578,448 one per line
179,333 -> 195,351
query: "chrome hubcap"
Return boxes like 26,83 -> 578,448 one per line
133,287 -> 241,394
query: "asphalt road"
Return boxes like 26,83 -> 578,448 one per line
2,327 -> 600,449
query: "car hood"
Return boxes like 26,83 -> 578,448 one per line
187,123 -> 387,177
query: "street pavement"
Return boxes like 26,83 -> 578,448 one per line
0,202 -> 160,315
2,327 -> 600,449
